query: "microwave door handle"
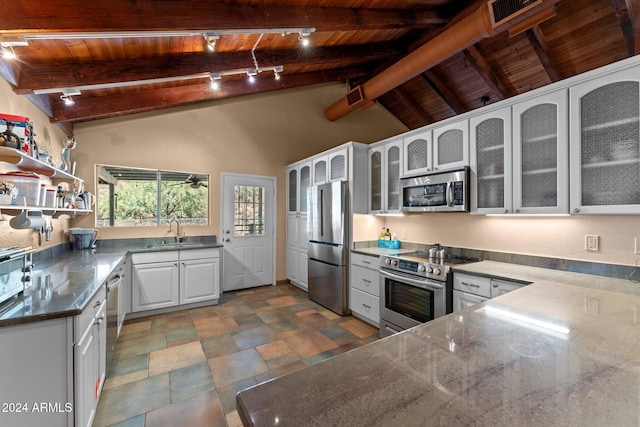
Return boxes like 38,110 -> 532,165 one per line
447,182 -> 454,207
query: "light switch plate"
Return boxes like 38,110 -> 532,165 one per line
585,235 -> 599,251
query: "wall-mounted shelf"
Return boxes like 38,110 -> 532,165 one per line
0,205 -> 91,218
0,147 -> 81,183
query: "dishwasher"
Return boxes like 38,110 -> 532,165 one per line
106,260 -> 125,376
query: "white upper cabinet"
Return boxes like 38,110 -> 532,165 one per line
368,139 -> 403,214
287,167 -> 298,214
328,148 -> 348,182
512,90 -> 569,214
384,141 -> 403,213
569,66 -> 640,214
470,106 -> 513,214
287,161 -> 312,214
368,146 -> 384,213
433,120 -> 469,171
402,131 -> 432,176
312,157 -> 328,185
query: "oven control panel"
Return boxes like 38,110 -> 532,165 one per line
381,255 -> 448,281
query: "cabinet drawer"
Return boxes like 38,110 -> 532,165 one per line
452,290 -> 488,312
350,288 -> 379,325
350,252 -> 378,270
453,273 -> 491,298
131,251 -> 179,264
490,278 -> 527,298
75,286 -> 106,343
351,265 -> 379,296
180,248 -> 220,261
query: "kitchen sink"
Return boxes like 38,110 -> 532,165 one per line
146,241 -> 210,249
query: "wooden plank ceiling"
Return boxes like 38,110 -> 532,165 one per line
0,0 -> 637,131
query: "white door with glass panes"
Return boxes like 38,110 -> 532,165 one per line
403,131 -> 432,176
433,120 -> 468,171
470,107 -> 513,214
513,90 -> 568,214
221,173 -> 275,290
569,66 -> 640,214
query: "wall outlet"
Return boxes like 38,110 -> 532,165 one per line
401,229 -> 407,239
585,235 -> 599,251
635,237 -> 640,255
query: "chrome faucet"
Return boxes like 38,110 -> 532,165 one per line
168,218 -> 182,242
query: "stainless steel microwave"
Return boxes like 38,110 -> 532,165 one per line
401,167 -> 469,212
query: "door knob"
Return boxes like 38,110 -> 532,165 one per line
225,238 -> 231,243
225,230 -> 231,234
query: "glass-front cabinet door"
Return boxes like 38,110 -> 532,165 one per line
570,66 -> 640,214
385,141 -> 403,213
513,90 -> 568,214
470,107 -> 513,214
369,147 -> 383,213
287,167 -> 298,213
403,131 -> 432,176
328,149 -> 348,182
312,157 -> 328,185
299,164 -> 311,213
433,120 -> 469,171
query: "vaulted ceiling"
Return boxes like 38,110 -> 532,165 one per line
0,0 -> 637,134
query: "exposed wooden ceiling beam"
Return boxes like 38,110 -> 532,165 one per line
525,26 -> 562,83
50,66 -> 369,123
391,88 -> 432,126
15,43 -> 401,94
0,2 -> 447,35
421,70 -> 466,115
611,0 -> 637,56
463,46 -> 510,102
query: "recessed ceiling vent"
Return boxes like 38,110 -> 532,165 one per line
489,0 -> 541,27
346,85 -> 365,106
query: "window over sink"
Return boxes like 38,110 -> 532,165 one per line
96,165 -> 209,227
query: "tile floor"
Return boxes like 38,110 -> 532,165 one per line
93,283 -> 379,427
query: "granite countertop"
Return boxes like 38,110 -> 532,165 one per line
0,240 -> 223,327
351,247 -> 415,257
237,262 -> 640,426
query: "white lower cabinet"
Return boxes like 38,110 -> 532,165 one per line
452,272 -> 527,312
180,251 -> 220,304
131,248 -> 221,313
350,252 -> 380,326
75,288 -> 107,427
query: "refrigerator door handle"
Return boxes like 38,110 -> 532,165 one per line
319,188 -> 324,237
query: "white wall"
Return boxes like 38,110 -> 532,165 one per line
353,213 -> 640,267
71,82 -> 406,280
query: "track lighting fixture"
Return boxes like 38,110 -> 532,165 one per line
59,89 -> 81,106
60,94 -> 75,106
298,29 -> 311,47
1,44 -> 17,60
209,73 -> 221,90
203,33 -> 219,52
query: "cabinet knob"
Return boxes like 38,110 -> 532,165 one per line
572,208 -> 580,213
515,209 -> 520,214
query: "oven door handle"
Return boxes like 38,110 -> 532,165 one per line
380,269 -> 444,291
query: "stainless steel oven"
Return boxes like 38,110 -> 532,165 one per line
379,249 -> 479,338
401,167 -> 469,212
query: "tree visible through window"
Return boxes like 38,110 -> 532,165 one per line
96,165 -> 208,227
234,185 -> 265,236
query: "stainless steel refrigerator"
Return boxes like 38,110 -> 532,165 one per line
307,181 -> 349,315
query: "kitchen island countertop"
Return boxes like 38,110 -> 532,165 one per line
237,261 -> 640,426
